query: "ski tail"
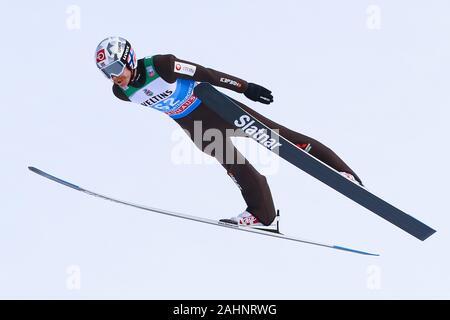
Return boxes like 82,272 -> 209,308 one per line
28,166 -> 83,191
333,246 -> 379,256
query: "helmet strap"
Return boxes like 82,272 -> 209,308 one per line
130,67 -> 140,83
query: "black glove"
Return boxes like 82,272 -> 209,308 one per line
244,83 -> 274,105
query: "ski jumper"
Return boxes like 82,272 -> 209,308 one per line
112,54 -> 362,225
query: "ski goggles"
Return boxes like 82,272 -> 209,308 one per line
100,60 -> 126,79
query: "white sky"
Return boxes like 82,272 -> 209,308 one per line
1,0 -> 449,299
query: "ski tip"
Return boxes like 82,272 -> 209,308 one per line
28,166 -> 82,191
333,245 -> 380,257
28,166 -> 40,173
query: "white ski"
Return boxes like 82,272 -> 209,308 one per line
28,166 -> 379,256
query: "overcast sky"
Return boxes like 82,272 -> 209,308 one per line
1,0 -> 449,299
